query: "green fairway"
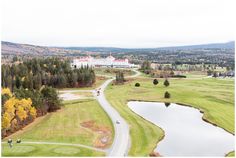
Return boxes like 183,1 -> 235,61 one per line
3,99 -> 114,156
105,76 -> 234,156
1,143 -> 105,156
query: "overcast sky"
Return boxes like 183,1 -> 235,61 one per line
1,0 -> 235,48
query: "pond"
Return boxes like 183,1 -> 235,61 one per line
128,101 -> 234,156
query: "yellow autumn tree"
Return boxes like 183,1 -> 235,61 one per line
29,107 -> 37,119
1,88 -> 13,97
2,113 -> 11,129
4,97 -> 16,119
16,106 -> 27,121
2,94 -> 36,130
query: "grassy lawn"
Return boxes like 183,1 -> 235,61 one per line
1,143 -> 104,156
105,76 -> 234,156
3,99 -> 114,156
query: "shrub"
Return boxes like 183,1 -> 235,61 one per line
164,79 -> 170,87
153,79 -> 159,85
164,91 -> 171,98
172,75 -> 186,78
135,83 -> 140,87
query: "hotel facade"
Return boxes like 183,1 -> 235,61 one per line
71,55 -> 136,68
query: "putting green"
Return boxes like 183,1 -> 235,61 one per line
53,146 -> 80,155
3,145 -> 36,154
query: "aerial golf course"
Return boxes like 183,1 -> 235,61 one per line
2,69 -> 235,157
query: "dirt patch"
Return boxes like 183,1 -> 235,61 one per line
80,120 -> 112,148
149,151 -> 162,157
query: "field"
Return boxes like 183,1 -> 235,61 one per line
2,99 -> 114,156
105,75 -> 234,156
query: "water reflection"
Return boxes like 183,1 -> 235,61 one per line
164,102 -> 170,107
128,101 -> 234,156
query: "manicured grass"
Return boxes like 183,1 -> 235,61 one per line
105,76 -> 234,156
1,143 -> 105,156
3,99 -> 114,149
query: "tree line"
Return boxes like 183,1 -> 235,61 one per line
1,58 -> 96,91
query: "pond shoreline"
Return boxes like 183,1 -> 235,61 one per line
128,99 -> 234,136
127,102 -> 165,156
127,99 -> 234,156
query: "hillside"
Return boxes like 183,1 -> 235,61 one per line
1,41 -> 234,56
1,41 -> 82,56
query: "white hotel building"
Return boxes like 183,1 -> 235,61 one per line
71,55 -> 136,68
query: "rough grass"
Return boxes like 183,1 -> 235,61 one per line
1,143 -> 105,156
3,99 -> 114,148
105,76 -> 234,156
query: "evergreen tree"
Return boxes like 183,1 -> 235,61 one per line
41,87 -> 62,112
164,79 -> 170,87
164,91 -> 171,98
153,79 -> 159,85
15,76 -> 21,89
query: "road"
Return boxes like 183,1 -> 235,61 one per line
94,69 -> 140,156
58,69 -> 140,156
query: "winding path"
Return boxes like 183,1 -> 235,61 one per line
94,69 -> 140,156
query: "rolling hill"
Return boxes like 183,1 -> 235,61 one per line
1,41 -> 234,55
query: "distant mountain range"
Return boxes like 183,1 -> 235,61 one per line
1,41 -> 234,55
60,41 -> 235,52
156,41 -> 235,50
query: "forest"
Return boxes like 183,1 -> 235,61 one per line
1,58 -> 96,90
1,57 -> 96,137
